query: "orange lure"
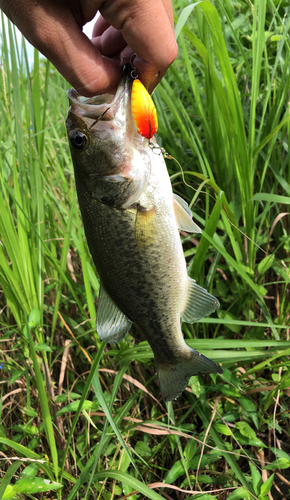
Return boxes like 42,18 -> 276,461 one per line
131,79 -> 158,139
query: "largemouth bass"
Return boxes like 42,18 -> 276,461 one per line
66,66 -> 222,402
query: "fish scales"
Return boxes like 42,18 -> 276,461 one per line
67,65 -> 222,402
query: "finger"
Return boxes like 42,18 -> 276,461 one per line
100,0 -> 178,91
92,14 -> 110,37
161,0 -> 175,29
47,27 -> 122,96
34,18 -> 122,95
91,25 -> 127,58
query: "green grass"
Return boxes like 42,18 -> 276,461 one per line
1,1 -> 290,498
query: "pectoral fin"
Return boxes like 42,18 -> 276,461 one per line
91,172 -> 148,209
182,277 -> 220,323
96,285 -> 132,343
173,194 -> 201,234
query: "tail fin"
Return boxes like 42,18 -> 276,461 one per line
156,348 -> 222,402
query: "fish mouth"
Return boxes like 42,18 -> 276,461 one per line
67,65 -> 134,131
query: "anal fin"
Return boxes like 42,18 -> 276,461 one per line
96,284 -> 132,343
182,277 -> 220,323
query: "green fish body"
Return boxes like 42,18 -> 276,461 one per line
66,67 -> 222,402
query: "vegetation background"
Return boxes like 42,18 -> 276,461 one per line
1,0 -> 290,498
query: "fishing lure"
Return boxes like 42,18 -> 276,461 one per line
131,79 -> 158,139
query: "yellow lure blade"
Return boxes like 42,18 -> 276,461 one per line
131,79 -> 158,139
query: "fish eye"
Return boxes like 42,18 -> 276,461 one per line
69,130 -> 88,150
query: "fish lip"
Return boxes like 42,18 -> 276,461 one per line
67,65 -> 133,123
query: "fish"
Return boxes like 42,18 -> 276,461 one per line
66,65 -> 223,402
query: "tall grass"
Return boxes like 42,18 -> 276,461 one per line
1,1 -> 290,499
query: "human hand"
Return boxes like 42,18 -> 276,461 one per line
0,0 -> 178,96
